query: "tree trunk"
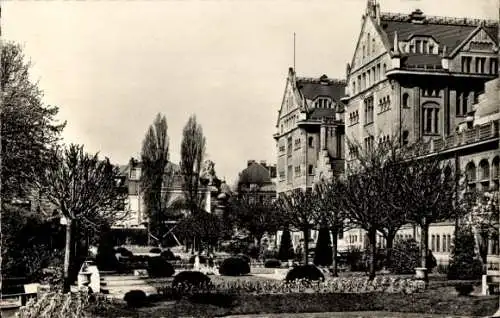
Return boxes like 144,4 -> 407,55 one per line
368,229 -> 377,280
420,223 -> 429,283
303,227 -> 310,265
331,227 -> 338,277
63,218 -> 72,292
385,232 -> 396,270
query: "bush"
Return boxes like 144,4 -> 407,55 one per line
123,290 -> 147,308
314,227 -> 333,267
346,247 -> 364,271
149,248 -> 162,254
147,257 -> 174,278
278,230 -> 294,261
161,249 -> 176,260
264,259 -> 281,268
115,247 -> 133,258
236,254 -> 251,264
285,265 -> 324,282
189,255 -> 207,264
96,231 -> 119,271
219,257 -> 251,276
455,283 -> 474,296
448,227 -> 484,280
172,271 -> 212,288
389,238 -> 419,274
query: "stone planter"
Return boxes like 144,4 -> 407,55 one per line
415,267 -> 427,280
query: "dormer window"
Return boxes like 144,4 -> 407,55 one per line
315,97 -> 332,108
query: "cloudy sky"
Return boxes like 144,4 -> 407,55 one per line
3,0 -> 497,183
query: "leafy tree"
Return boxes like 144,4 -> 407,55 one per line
314,226 -> 333,267
469,191 -> 499,266
313,178 -> 346,275
140,113 -> 173,241
1,42 -> 65,200
230,191 -> 281,254
180,115 -> 206,251
278,228 -> 294,261
41,144 -> 128,291
276,189 -> 317,265
388,238 -> 420,274
448,226 -> 483,280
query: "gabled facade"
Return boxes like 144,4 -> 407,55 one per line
343,1 -> 498,164
274,68 -> 346,194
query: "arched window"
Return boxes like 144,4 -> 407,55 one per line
492,156 -> 499,179
465,162 -> 476,182
422,102 -> 440,134
436,235 -> 440,252
308,136 -> 314,147
479,159 -> 490,181
403,93 -> 409,108
372,38 -> 376,53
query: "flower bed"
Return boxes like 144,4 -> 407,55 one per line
159,276 -> 426,296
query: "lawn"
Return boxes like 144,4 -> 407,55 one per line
89,284 -> 499,318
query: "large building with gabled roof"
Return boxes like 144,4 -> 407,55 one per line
274,68 -> 347,194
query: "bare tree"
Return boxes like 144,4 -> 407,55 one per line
141,113 -> 171,242
180,115 -> 206,251
276,189 -> 317,265
41,144 -> 128,291
313,178 -> 346,276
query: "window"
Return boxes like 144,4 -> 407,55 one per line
409,44 -> 415,53
456,91 -> 469,116
490,58 -> 498,74
287,165 -> 293,183
349,145 -> 359,158
357,75 -> 361,92
415,40 -> 421,53
308,165 -> 314,175
350,111 -> 359,125
431,235 -> 435,252
476,57 -> 486,73
362,45 -> 366,58
308,136 -> 314,147
383,64 -> 387,75
436,235 -> 440,252
447,235 -> 452,252
429,44 -> 434,54
423,40 -> 428,53
287,137 -> 293,157
364,96 -> 374,124
465,162 -> 476,182
367,70 -> 371,87
422,103 -> 440,134
402,93 -> 410,108
461,56 -> 472,73
376,64 -> 381,81
294,166 -> 301,177
362,73 -> 366,90
372,38 -> 375,53
352,81 -> 356,95
443,235 -> 447,253
364,136 -> 374,152
479,159 -> 490,181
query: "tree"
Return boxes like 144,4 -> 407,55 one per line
1,43 -> 65,200
231,191 -> 281,254
180,115 -> 206,251
41,144 -> 128,291
276,189 -> 317,265
278,228 -> 294,261
469,191 -> 499,267
448,226 -> 483,280
313,227 -> 333,267
141,113 -> 172,241
402,155 -> 465,282
313,178 -> 346,276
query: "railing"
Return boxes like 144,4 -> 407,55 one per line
425,119 -> 499,156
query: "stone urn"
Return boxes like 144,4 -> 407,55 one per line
415,267 -> 427,280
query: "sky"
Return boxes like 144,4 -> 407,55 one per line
3,0 -> 497,184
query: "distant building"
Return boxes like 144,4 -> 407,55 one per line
274,69 -> 346,194
236,160 -> 276,202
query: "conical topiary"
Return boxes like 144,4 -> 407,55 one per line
448,226 -> 483,280
278,229 -> 294,261
313,227 -> 333,266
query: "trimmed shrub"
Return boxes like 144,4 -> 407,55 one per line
236,254 -> 251,264
147,257 -> 174,278
285,265 -> 324,282
264,259 -> 281,268
124,290 -> 147,308
388,238 -> 419,274
115,247 -> 133,258
172,271 -> 212,288
219,257 -> 251,276
160,249 -> 176,260
189,255 -> 207,264
455,283 -> 474,296
149,248 -> 162,254
278,230 -> 294,261
314,227 -> 333,267
448,227 -> 484,280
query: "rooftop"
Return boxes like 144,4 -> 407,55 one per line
296,75 -> 346,102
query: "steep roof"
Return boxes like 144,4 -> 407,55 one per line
401,54 -> 443,68
379,12 -> 498,54
296,76 -> 346,102
308,108 -> 338,120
